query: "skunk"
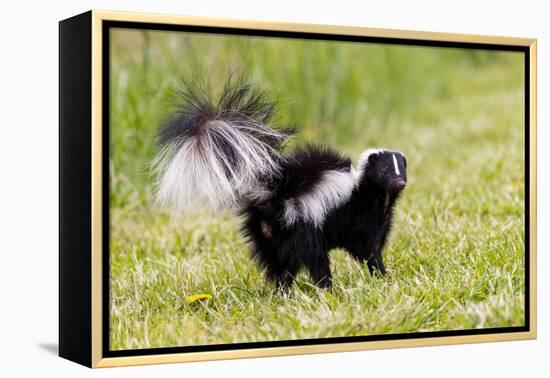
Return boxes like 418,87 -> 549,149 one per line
155,77 -> 407,292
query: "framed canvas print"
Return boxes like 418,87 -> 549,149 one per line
59,10 -> 537,368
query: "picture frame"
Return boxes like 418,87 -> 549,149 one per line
59,10 -> 537,368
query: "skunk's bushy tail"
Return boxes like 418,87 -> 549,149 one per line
154,76 -> 292,215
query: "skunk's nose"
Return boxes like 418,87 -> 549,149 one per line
395,178 -> 406,190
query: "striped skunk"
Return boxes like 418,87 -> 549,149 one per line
155,77 -> 407,292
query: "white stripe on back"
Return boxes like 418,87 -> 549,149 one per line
283,169 -> 355,228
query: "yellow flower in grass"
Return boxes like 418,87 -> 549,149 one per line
185,293 -> 213,304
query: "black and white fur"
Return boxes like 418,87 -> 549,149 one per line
155,77 -> 407,291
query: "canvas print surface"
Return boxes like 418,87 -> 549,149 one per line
108,27 -> 525,351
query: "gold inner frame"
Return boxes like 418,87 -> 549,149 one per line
90,9 -> 537,368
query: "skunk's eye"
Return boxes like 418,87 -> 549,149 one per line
383,169 -> 389,176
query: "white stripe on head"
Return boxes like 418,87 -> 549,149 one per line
392,153 -> 400,175
283,169 -> 355,228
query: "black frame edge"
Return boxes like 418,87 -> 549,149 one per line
59,10 -> 93,368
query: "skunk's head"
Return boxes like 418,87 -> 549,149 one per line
358,149 -> 407,193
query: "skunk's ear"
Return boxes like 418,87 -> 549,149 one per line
368,153 -> 379,165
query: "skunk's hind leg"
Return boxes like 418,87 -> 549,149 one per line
275,265 -> 299,295
255,244 -> 299,295
304,253 -> 332,290
303,235 -> 332,290
280,225 -> 332,291
242,217 -> 298,293
242,210 -> 331,292
246,235 -> 291,291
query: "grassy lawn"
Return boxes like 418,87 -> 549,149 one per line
109,29 -> 525,350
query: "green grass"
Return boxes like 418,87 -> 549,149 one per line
109,29 -> 525,350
